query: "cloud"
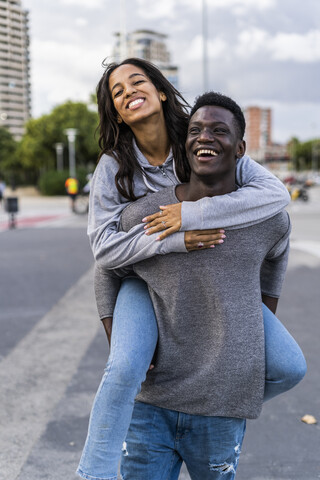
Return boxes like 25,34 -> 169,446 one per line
237,28 -> 320,63
30,39 -> 111,114
136,0 -> 176,19
271,30 -> 320,62
207,0 -> 275,10
135,0 -> 275,20
185,35 -> 228,62
75,17 -> 88,27
58,0 -> 105,8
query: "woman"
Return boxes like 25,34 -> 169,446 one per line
77,58 -> 306,480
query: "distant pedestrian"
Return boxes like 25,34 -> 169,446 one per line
82,173 -> 92,194
65,177 -> 79,212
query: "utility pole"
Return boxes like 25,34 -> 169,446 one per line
202,0 -> 208,92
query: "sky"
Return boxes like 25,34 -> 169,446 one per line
22,0 -> 320,144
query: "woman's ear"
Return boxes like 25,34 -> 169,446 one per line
160,92 -> 167,102
117,114 -> 123,124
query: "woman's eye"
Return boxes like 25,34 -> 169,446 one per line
113,90 -> 122,98
134,80 -> 144,85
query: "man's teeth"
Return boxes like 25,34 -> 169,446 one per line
128,99 -> 144,108
196,149 -> 218,156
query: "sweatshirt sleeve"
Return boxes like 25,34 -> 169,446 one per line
87,156 -> 187,270
94,263 -> 133,319
260,212 -> 291,298
180,154 -> 291,231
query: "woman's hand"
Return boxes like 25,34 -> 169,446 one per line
184,229 -> 226,251
143,203 -> 182,240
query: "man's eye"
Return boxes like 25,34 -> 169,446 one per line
188,128 -> 200,134
215,128 -> 228,134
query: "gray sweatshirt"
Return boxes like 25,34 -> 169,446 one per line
89,140 -> 290,317
119,187 -> 291,418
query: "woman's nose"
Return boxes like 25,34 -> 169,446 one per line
124,84 -> 137,98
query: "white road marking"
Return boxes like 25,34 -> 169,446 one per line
0,267 -> 99,480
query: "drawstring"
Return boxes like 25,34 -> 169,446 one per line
141,156 -> 179,193
141,171 -> 159,192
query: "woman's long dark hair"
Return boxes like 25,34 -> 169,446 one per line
96,57 -> 190,201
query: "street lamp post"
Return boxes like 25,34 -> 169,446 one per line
202,0 -> 208,92
54,142 -> 64,172
64,128 -> 78,177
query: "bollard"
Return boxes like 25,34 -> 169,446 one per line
4,197 -> 19,229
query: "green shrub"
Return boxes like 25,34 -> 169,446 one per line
38,170 -> 69,195
38,168 -> 92,195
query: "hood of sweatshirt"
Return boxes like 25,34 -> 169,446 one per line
133,138 -> 180,192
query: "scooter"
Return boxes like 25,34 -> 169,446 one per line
287,183 -> 309,202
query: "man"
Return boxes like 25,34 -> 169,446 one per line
117,92 -> 292,479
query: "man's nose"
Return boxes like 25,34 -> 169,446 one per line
198,128 -> 214,142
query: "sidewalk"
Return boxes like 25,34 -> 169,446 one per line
0,189 -> 87,231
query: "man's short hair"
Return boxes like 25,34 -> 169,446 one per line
190,92 -> 246,140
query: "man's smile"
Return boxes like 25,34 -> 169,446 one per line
194,147 -> 220,160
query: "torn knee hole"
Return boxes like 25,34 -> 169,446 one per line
122,441 -> 128,456
209,462 -> 236,474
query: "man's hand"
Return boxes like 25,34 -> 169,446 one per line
102,317 -> 113,345
262,294 -> 278,314
185,229 -> 226,251
143,203 -> 182,240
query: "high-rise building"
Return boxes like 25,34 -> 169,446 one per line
244,106 -> 288,163
244,106 -> 272,159
0,0 -> 31,139
112,29 -> 179,89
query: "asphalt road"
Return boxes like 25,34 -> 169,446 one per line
0,188 -> 319,480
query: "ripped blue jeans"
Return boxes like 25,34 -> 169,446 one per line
121,402 -> 246,480
77,277 -> 306,480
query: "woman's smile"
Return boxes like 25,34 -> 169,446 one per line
127,98 -> 145,110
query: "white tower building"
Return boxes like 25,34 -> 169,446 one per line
0,0 -> 31,139
112,29 -> 179,89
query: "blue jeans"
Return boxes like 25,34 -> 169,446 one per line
77,278 -> 306,480
121,402 -> 246,480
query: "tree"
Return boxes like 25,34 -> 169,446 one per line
18,101 -> 100,180
287,137 -> 320,170
0,127 -> 19,183
287,137 -> 300,171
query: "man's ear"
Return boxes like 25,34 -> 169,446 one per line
236,140 -> 246,158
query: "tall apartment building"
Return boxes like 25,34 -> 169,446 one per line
0,0 -> 31,139
244,106 -> 272,159
244,106 -> 288,163
112,29 -> 179,89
